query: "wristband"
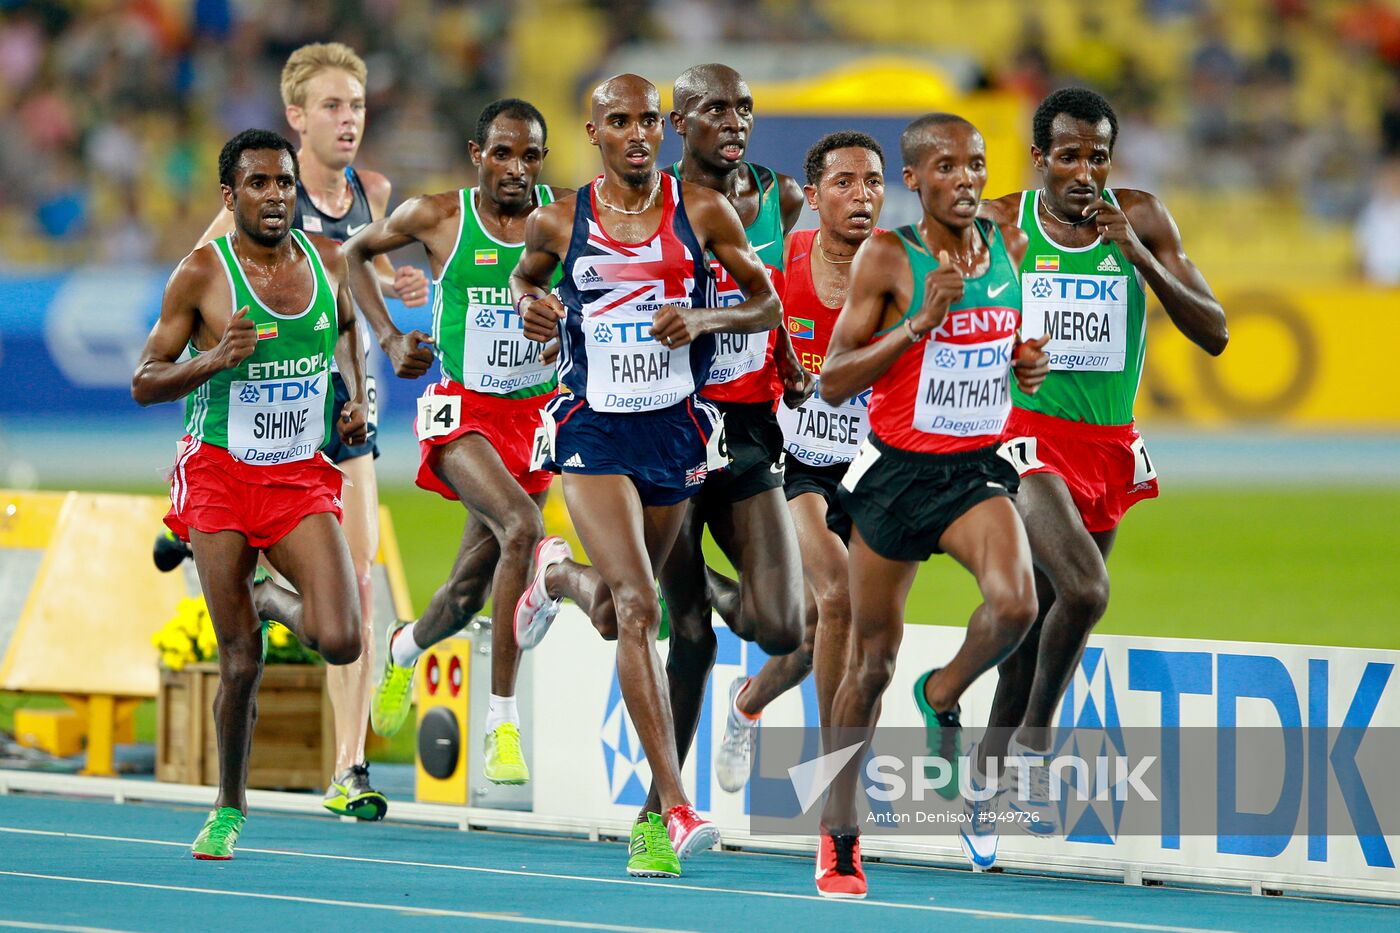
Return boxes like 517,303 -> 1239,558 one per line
515,293 -> 544,314
904,318 -> 923,344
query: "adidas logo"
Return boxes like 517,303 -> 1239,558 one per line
580,268 -> 602,285
1097,254 -> 1121,273
563,453 -> 585,468
313,312 -> 331,331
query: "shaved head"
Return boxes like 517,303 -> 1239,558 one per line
672,63 -> 746,115
900,113 -> 979,167
591,73 -> 659,121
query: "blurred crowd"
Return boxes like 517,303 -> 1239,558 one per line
1,0 -> 1398,282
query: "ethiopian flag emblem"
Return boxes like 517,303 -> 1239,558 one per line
1034,255 -> 1060,272
255,322 -> 278,341
475,249 -> 498,265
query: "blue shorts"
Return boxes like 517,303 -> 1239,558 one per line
546,394 -> 723,507
322,372 -> 379,463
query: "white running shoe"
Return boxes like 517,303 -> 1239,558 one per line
959,750 -> 1004,870
715,678 -> 760,793
513,536 -> 572,650
1007,737 -> 1059,836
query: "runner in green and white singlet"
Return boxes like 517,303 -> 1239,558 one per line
347,99 -> 610,790
969,88 -> 1229,861
134,132 -> 371,860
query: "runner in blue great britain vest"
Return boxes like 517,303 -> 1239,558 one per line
509,75 -> 785,881
966,88 -> 1228,866
133,131 -> 372,860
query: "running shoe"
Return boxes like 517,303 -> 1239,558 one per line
514,536 -> 572,650
914,668 -> 962,801
322,762 -> 388,821
715,677 -> 759,793
153,528 -> 192,572
959,749 -> 1004,870
815,830 -> 866,899
191,807 -> 245,860
627,813 -> 681,878
483,721 -> 529,785
1007,737 -> 1058,836
370,622 -> 416,737
665,804 -> 720,859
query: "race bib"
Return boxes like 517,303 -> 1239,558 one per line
584,303 -> 696,413
416,392 -> 462,440
364,373 -> 378,425
1130,436 -> 1157,485
997,435 -> 1045,476
227,370 -> 328,465
840,439 -> 881,492
776,381 -> 869,467
1021,272 -> 1128,373
529,407 -> 556,473
459,294 -> 555,394
706,259 -> 777,385
911,335 -> 1014,437
705,412 -> 729,472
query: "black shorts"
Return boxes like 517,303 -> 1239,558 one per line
699,400 -> 785,506
784,459 -> 852,544
322,372 -> 379,463
837,434 -> 1019,562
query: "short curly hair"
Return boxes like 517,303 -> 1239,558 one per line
804,131 -> 885,186
476,98 -> 548,148
219,129 -> 299,189
1032,87 -> 1119,153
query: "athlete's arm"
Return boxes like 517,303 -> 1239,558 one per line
776,172 -> 805,235
771,234 -> 815,407
976,192 -> 1020,228
362,170 -> 429,308
820,232 -> 963,406
195,208 -> 236,248
345,195 -> 451,378
994,220 -> 1051,395
653,184 -> 780,348
321,242 -> 369,446
1091,190 -> 1228,356
512,198 -> 571,344
132,248 -> 252,406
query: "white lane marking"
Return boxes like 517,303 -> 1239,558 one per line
0,922 -> 145,933
0,826 -> 1240,931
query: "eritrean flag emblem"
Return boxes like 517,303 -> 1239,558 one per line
1035,255 -> 1059,272
788,317 -> 815,340
255,322 -> 278,341
475,249 -> 498,265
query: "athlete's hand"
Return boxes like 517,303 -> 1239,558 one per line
1087,198 -> 1148,267
650,304 -> 705,349
382,329 -> 435,379
522,294 -> 565,343
394,265 -> 429,308
908,251 -> 964,337
777,349 -> 816,409
541,339 -> 561,365
213,305 -> 258,370
1012,335 -> 1051,395
337,399 -> 369,447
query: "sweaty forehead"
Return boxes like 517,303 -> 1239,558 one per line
1048,113 -> 1112,148
592,78 -> 659,120
484,116 -> 544,148
238,148 -> 294,180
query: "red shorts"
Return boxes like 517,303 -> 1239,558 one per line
416,379 -> 556,499
1000,407 -> 1159,533
164,438 -> 344,549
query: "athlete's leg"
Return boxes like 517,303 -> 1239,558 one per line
736,493 -> 850,726
706,486 -> 805,656
980,567 -> 1052,765
326,453 -> 377,773
919,498 -> 1040,715
566,473 -> 691,811
261,513 -> 363,664
819,529 -> 918,832
1004,472 -> 1115,750
189,530 -> 264,813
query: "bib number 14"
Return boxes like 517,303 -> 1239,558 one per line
416,393 -> 462,440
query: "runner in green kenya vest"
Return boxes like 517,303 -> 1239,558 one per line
186,229 -> 337,463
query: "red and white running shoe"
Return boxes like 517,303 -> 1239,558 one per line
514,535 -> 572,649
665,804 -> 721,859
815,830 -> 867,899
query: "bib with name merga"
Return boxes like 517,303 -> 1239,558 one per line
555,173 -> 715,414
868,220 -> 1021,454
186,230 -> 337,464
432,185 -> 559,397
1013,188 -> 1147,426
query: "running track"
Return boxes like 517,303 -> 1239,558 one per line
0,795 -> 1393,932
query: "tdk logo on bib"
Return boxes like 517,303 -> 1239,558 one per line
933,344 -> 1009,370
237,378 -> 322,403
1030,275 -> 1122,303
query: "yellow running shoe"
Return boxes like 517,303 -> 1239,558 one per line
483,721 -> 529,785
370,623 -> 416,737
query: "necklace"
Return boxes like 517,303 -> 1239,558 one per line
594,177 -> 660,215
815,231 -> 855,264
1040,190 -> 1098,226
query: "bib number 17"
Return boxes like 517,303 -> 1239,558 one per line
1130,437 -> 1157,485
